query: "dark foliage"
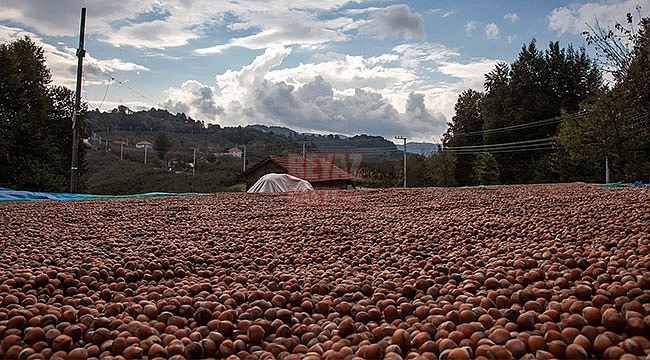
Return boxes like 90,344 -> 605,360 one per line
0,37 -> 85,192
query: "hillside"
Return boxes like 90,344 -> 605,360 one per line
83,106 -> 406,194
86,107 -> 402,161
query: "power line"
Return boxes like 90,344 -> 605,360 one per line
82,66 -> 158,109
96,77 -> 112,110
450,112 -> 589,138
455,118 -> 560,137
445,138 -> 556,155
108,76 -> 158,105
449,145 -> 555,155
446,137 -> 554,150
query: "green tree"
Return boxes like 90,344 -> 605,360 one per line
48,85 -> 88,189
443,89 -> 483,185
154,132 -> 173,160
559,16 -> 650,182
474,152 -> 500,185
426,149 -> 457,186
0,36 -> 82,191
480,40 -> 601,183
557,99 -> 611,182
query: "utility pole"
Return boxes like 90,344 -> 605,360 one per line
192,148 -> 196,176
69,7 -> 86,193
144,146 -> 148,164
242,145 -> 247,172
395,136 -> 407,188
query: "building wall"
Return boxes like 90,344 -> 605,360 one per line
311,180 -> 353,190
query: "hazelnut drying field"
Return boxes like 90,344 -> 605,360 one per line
1,183 -> 649,360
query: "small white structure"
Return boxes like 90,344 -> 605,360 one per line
135,141 -> 153,149
228,147 -> 243,157
247,173 -> 313,193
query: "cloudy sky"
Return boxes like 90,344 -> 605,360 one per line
0,1 -> 647,142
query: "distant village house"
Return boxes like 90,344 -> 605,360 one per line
216,146 -> 243,158
135,141 -> 153,149
227,147 -> 243,157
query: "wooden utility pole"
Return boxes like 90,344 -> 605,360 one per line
395,136 -> 407,188
70,7 -> 86,193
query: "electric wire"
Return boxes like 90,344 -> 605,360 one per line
82,67 -> 158,109
450,111 -> 588,138
96,77 -> 112,110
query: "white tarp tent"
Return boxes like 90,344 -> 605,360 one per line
247,173 -> 314,193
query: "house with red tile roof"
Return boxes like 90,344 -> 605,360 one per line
242,154 -> 353,190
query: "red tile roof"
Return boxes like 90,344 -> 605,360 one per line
247,155 -> 352,182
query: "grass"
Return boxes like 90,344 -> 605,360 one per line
83,148 -> 245,195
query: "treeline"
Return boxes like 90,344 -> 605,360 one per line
88,109 -> 401,164
428,15 -> 650,186
87,106 -> 210,134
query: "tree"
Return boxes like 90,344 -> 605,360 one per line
442,89 -> 484,185
426,149 -> 457,186
48,85 -> 88,189
480,40 -> 601,184
582,6 -> 643,82
474,152 -> 500,185
559,16 -> 650,182
154,132 -> 173,160
0,36 -> 83,191
557,98 -> 611,182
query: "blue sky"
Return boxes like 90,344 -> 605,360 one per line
1,1 -> 647,142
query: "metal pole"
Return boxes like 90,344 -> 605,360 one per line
395,136 -> 407,188
69,7 -> 86,193
605,154 -> 610,183
144,147 -> 147,164
243,145 -> 247,172
193,148 -> 196,176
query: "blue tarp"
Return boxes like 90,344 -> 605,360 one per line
600,181 -> 650,188
0,187 -> 203,202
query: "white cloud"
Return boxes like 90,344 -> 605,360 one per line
101,20 -> 199,49
0,1 -> 356,51
0,25 -> 149,90
485,23 -> 500,39
162,44 -> 452,140
548,0 -> 649,35
359,4 -> 425,40
0,24 -> 139,92
504,13 -> 520,23
196,10 -> 349,54
217,46 -> 293,105
465,21 -> 477,37
393,43 -> 460,68
438,58 -> 501,88
84,57 -> 148,78
163,80 -> 222,120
